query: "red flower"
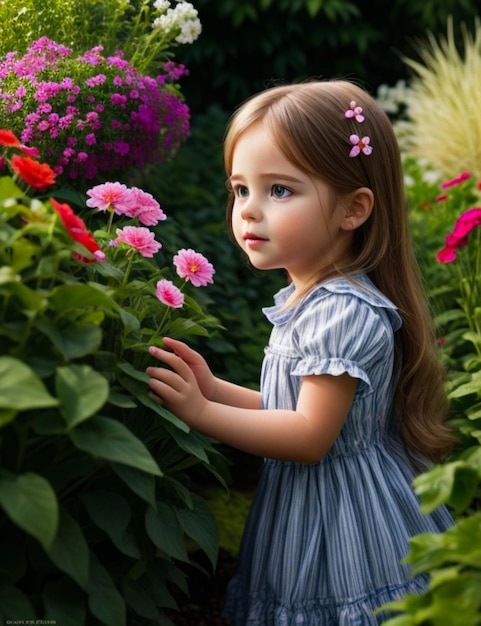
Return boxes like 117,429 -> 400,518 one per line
11,154 -> 56,189
50,198 -> 105,263
0,130 -> 22,147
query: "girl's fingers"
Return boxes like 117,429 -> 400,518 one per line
148,346 -> 192,381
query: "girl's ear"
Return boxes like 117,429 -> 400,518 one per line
341,187 -> 374,231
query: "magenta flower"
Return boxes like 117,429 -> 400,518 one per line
156,279 -> 184,308
441,172 -> 470,189
114,225 -> 161,257
437,207 -> 481,263
86,181 -> 135,214
173,248 -> 215,287
349,135 -> 373,157
123,186 -> 167,226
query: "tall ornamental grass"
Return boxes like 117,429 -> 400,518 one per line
397,17 -> 481,180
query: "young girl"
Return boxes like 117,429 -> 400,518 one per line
146,80 -> 456,624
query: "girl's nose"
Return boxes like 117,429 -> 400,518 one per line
240,196 -> 262,221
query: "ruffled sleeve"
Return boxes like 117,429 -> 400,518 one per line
290,288 -> 396,398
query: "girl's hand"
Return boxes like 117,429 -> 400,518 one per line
153,337 -> 217,400
146,338 -> 213,425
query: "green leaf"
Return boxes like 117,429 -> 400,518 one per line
50,282 -> 118,313
123,579 -> 162,620
37,316 -> 102,359
0,278 -> 46,311
117,360 -> 151,383
175,494 -> 219,570
69,415 -> 161,475
82,491 -> 140,558
0,470 -> 58,549
0,175 -> 24,199
408,513 -> 481,574
56,364 -> 109,428
45,509 -> 90,590
0,584 -> 35,620
137,393 -> 190,432
449,370 -> 481,398
43,577 -> 87,626
145,503 -> 189,562
0,356 -> 59,411
413,461 -> 479,513
111,463 -> 157,508
88,552 -> 126,626
168,426 -> 210,462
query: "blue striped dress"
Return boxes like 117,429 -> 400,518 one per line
223,273 -> 453,625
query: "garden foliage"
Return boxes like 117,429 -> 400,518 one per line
0,134 -> 225,625
379,165 -> 481,624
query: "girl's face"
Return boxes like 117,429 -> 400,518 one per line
230,122 -> 354,291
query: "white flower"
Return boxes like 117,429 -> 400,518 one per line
176,19 -> 202,44
153,0 -> 170,11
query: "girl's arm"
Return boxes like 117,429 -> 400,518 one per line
146,340 -> 357,464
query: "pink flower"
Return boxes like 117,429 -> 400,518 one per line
114,225 -> 161,257
441,172 -> 470,189
436,207 -> 481,263
349,135 -> 372,158
156,279 -> 184,308
344,101 -> 364,123
86,181 -> 135,215
173,248 -> 215,287
123,186 -> 167,226
436,245 -> 458,263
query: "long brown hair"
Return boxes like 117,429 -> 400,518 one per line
224,79 -> 456,464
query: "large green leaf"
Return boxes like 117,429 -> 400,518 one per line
43,577 -> 87,626
413,460 -> 479,514
69,415 -> 161,475
0,584 -> 35,620
123,579 -> 163,620
408,513 -> 481,573
0,470 -> 58,549
0,356 -> 59,411
49,283 -> 118,313
56,364 -> 109,428
45,508 -> 90,590
0,175 -> 24,199
37,316 -> 103,359
88,552 -> 126,626
175,494 -> 219,570
145,503 -> 189,562
111,463 -> 157,508
0,278 -> 46,310
81,491 -> 140,558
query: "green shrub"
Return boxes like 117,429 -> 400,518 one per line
0,137 -> 226,625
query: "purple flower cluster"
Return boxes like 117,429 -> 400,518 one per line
0,37 -> 190,183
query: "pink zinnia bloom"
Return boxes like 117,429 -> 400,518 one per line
436,245 -> 458,263
173,248 -> 215,287
441,172 -> 470,189
86,181 -> 135,215
123,186 -> 167,226
437,207 -> 481,263
156,279 -> 184,308
114,225 -> 161,257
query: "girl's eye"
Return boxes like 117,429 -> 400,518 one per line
235,185 -> 249,198
272,185 -> 291,199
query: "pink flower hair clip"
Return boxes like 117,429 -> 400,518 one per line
345,100 -> 364,123
349,134 -> 373,158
